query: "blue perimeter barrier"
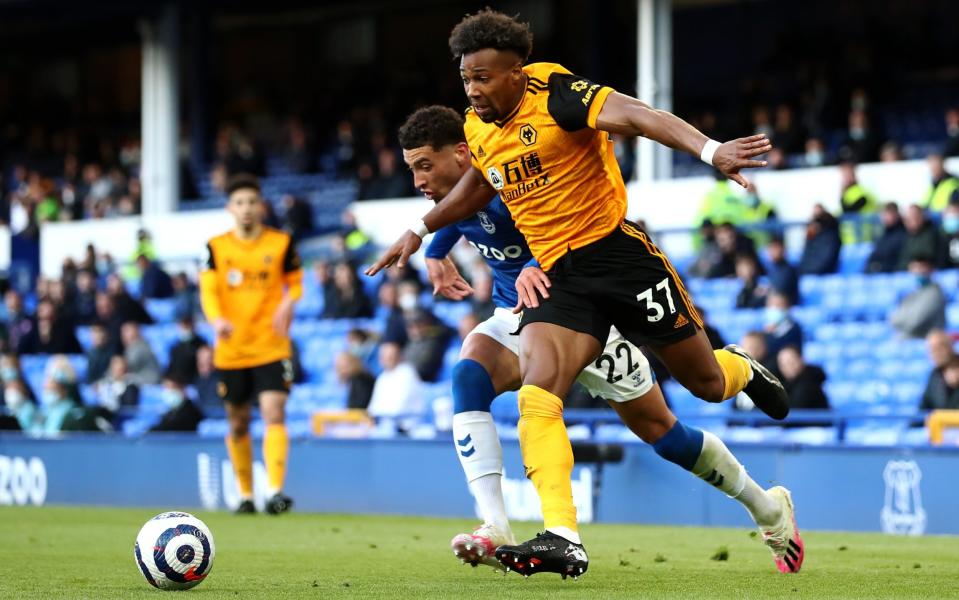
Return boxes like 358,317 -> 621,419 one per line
0,434 -> 952,536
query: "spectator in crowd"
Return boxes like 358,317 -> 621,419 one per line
18,299 -> 81,355
764,236 -> 799,304
942,201 -> 959,267
866,203 -> 908,273
688,220 -> 720,278
801,137 -> 828,168
837,161 -> 878,244
171,272 -> 200,320
4,290 -> 34,351
734,253 -> 768,309
741,330 -> 775,372
403,308 -> 454,383
879,141 -> 903,163
148,374 -> 204,433
776,346 -> 829,410
1,379 -> 35,432
194,345 -> 220,409
696,306 -> 727,350
839,109 -> 881,164
696,170 -> 752,228
701,222 -> 758,279
799,204 -> 841,275
335,351 -> 376,410
772,103 -> 803,154
121,321 -> 161,385
921,330 -> 959,410
136,254 -> 174,299
21,359 -> 82,437
345,327 -> 376,363
95,354 -> 140,415
1,353 -> 36,402
166,317 -> 204,384
281,194 -> 314,242
340,210 -> 374,264
377,281 -> 408,346
85,322 -> 114,383
944,108 -> 959,158
890,257 -> 947,339
898,205 -> 943,269
105,274 -> 153,325
283,119 -> 314,174
95,293 -> 124,355
72,269 -> 99,325
359,148 -> 412,200
764,292 -> 803,356
321,262 -> 374,319
367,341 -> 424,427
921,154 -> 959,213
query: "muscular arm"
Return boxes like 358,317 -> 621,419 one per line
596,92 -> 709,156
421,167 -> 496,233
595,92 -> 772,188
366,168 -> 496,274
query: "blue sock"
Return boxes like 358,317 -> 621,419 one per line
452,359 -> 496,413
652,421 -> 705,471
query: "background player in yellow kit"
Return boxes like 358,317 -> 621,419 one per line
200,173 -> 303,515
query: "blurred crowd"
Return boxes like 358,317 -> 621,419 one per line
3,95 -> 957,231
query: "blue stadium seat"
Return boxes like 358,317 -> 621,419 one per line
144,298 -> 178,323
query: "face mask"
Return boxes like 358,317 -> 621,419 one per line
805,151 -> 823,166
5,389 -> 26,411
915,275 -> 932,287
41,390 -> 63,406
178,329 -> 193,342
161,388 -> 184,409
398,293 -> 417,311
948,124 -> 958,138
764,307 -> 788,326
1,367 -> 19,382
849,127 -> 865,140
943,215 -> 959,234
51,368 -> 71,384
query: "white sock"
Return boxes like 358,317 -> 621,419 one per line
452,411 -> 511,533
692,431 -> 782,528
468,474 -> 511,533
547,526 -> 581,545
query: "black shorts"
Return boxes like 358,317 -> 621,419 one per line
519,221 -> 703,348
216,359 -> 294,405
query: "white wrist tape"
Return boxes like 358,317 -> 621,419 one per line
700,139 -> 721,166
410,219 -> 430,239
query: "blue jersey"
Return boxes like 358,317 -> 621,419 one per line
424,195 -> 535,309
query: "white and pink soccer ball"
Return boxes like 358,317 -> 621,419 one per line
134,511 -> 216,590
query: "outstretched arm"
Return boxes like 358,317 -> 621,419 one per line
595,92 -> 771,188
365,167 -> 496,275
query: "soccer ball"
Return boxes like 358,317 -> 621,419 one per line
134,511 -> 216,590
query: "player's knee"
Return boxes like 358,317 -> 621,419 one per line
451,359 -> 496,413
633,416 -> 674,445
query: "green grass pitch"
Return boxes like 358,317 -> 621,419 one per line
3,506 -> 958,599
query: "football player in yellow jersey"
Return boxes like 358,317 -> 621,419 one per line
200,174 -> 303,516
369,9 -> 803,578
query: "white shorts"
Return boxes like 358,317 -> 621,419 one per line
468,307 -> 655,403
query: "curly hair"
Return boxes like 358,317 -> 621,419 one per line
397,106 -> 466,150
448,8 -> 533,61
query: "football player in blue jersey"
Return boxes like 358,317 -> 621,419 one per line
398,106 -> 799,574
